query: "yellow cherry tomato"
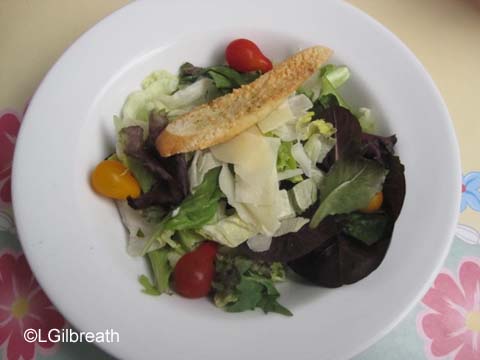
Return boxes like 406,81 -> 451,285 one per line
91,160 -> 141,200
361,191 -> 383,213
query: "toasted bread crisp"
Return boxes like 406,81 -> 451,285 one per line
156,46 -> 332,157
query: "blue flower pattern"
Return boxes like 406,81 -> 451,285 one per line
461,171 -> 480,212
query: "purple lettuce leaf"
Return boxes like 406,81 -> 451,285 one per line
235,216 -> 338,263
317,105 -> 362,172
318,106 -> 397,171
276,107 -> 406,287
121,115 -> 189,209
288,233 -> 391,288
322,106 -> 362,161
382,154 -> 406,221
287,150 -> 405,287
147,110 -> 168,148
127,183 -> 180,209
361,133 -> 397,166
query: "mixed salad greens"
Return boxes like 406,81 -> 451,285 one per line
91,39 -> 405,316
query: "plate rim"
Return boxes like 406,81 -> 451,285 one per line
12,1 -> 461,359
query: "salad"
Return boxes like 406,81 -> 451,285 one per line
91,39 -> 406,316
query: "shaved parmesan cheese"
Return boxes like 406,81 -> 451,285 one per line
218,165 -> 281,236
212,127 -> 280,206
257,94 -> 313,134
213,127 -> 302,236
235,136 -> 280,205
257,101 -> 294,133
210,127 -> 262,165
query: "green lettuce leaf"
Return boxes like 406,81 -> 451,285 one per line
206,65 -> 259,90
176,230 -> 204,251
167,251 -> 182,268
297,69 -> 322,101
277,141 -> 296,171
147,248 -> 172,295
304,133 -> 336,165
188,150 -> 222,192
299,64 -> 349,104
140,167 -> 222,256
309,94 -> 340,119
311,157 -> 387,227
273,217 -> 310,237
142,206 -> 167,224
199,214 -> 257,248
207,71 -> 233,89
319,65 -> 350,109
296,112 -> 336,141
357,107 -> 377,134
212,255 -> 291,316
340,212 -> 392,246
141,70 -> 179,91
321,65 -> 350,88
138,275 -> 161,296
291,142 -> 315,178
289,178 -> 318,213
116,201 -> 163,257
223,277 -> 264,312
164,167 -> 223,231
179,62 -> 260,94
277,141 -> 302,183
122,70 -> 178,123
125,157 -> 156,193
277,169 -> 304,182
157,78 -> 217,114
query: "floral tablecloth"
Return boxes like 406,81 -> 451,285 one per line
0,0 -> 479,359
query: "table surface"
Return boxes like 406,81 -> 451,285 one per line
0,1 -> 479,359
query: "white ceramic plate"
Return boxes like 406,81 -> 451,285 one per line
12,1 -> 461,359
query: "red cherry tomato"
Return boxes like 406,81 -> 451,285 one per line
198,241 -> 217,261
225,39 -> 273,73
173,242 -> 217,298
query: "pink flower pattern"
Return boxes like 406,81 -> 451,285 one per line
419,258 -> 480,360
0,111 -> 21,205
0,251 -> 65,360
